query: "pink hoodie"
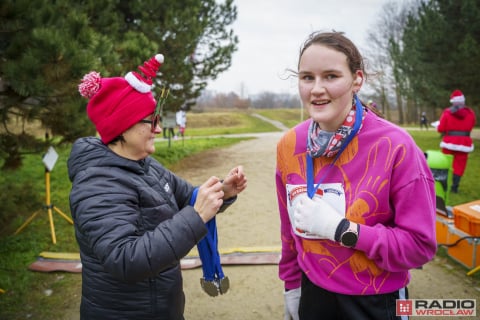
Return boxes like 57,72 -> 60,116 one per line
276,110 -> 437,295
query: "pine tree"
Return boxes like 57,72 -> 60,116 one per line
400,0 -> 480,109
0,0 -> 238,169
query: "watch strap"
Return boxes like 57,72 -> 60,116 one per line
334,218 -> 350,242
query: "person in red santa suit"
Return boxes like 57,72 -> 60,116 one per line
437,89 -> 476,193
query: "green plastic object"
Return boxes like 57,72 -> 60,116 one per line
425,149 -> 453,205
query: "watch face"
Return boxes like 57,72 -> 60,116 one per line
341,231 -> 358,247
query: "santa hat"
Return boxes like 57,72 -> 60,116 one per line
78,54 -> 164,144
449,89 -> 465,105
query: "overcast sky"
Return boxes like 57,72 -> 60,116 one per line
206,0 -> 392,96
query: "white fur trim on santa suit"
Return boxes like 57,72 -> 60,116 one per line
450,96 -> 465,104
440,141 -> 474,153
124,72 -> 152,93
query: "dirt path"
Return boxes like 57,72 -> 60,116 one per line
175,132 -> 284,319
61,129 -> 480,319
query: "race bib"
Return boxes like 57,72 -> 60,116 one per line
286,183 -> 345,239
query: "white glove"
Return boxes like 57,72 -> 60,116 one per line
284,287 -> 301,320
293,194 -> 343,241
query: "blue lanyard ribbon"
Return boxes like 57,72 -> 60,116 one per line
306,96 -> 363,198
189,189 -> 224,281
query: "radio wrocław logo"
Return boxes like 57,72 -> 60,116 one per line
396,299 -> 476,317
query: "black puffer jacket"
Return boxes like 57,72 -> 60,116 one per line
68,137 -> 207,320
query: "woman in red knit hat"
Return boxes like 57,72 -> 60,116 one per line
437,89 -> 476,193
68,54 -> 247,319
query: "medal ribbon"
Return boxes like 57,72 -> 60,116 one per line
190,189 -> 225,282
306,95 -> 363,199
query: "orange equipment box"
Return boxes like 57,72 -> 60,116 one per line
453,200 -> 480,236
446,224 -> 480,269
436,213 -> 453,245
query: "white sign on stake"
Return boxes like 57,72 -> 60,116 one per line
42,146 -> 58,172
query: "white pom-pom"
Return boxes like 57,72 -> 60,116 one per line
155,54 -> 164,64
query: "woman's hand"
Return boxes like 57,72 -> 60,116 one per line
194,177 -> 224,223
222,165 -> 247,199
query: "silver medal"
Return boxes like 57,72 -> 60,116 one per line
200,276 -> 230,296
200,278 -> 219,297
218,276 -> 229,294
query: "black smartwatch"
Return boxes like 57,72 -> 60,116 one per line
340,222 -> 359,247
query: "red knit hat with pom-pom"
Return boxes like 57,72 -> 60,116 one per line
78,54 -> 164,144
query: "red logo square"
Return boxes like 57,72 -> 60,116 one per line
396,300 -> 413,316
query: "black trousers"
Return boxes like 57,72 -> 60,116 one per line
299,273 -> 408,320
